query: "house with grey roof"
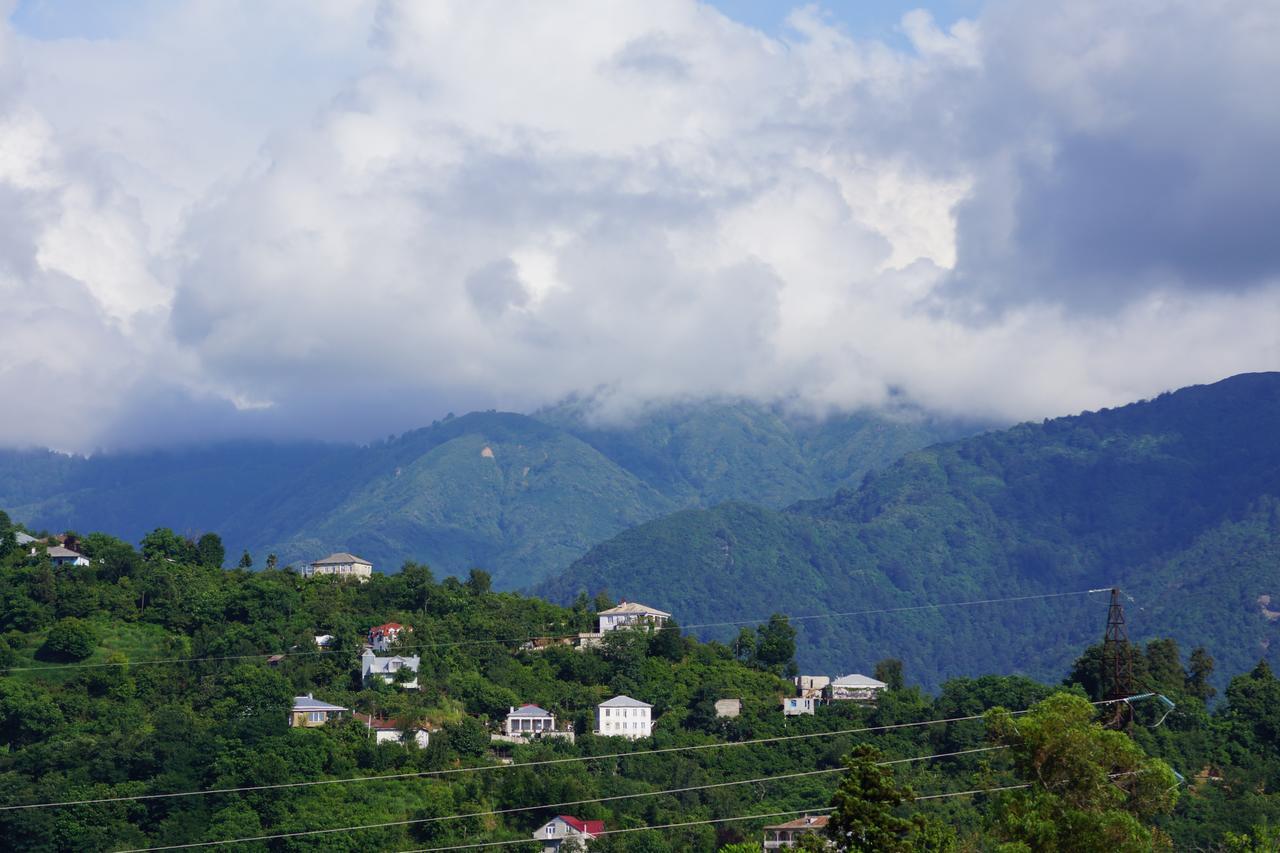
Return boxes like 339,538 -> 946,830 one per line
594,695 -> 653,739
826,673 -> 888,703
290,694 -> 348,727
361,649 -> 420,689
303,552 -> 373,580
34,544 -> 90,567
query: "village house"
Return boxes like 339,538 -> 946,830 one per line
594,695 -> 653,739
302,552 -> 373,580
290,694 -> 348,727
826,673 -> 888,703
353,712 -> 432,748
533,815 -> 604,853
502,704 -> 556,737
714,698 -> 742,718
762,815 -> 831,849
782,696 -> 816,716
32,544 -> 90,567
368,622 -> 410,651
360,649 -> 420,689
596,601 -> 671,633
794,675 -> 831,699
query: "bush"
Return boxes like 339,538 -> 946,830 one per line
41,617 -> 97,661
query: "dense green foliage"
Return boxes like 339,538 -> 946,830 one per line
1,404 -> 969,588
544,373 -> 1280,689
2,519 -> 1280,850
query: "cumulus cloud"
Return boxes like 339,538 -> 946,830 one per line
0,0 -> 1277,449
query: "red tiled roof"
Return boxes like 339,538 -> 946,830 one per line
369,623 -> 405,636
558,815 -> 604,835
763,814 -> 829,831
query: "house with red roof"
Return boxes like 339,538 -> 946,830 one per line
533,815 -> 604,852
368,622 -> 410,651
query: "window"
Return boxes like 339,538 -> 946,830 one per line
308,711 -> 325,723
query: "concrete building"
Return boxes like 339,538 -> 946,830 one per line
715,698 -> 742,718
595,695 -> 653,739
794,675 -> 831,699
782,696 -> 816,716
303,552 -> 373,580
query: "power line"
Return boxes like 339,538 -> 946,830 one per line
1,587 -> 1109,673
0,709 -> 1036,812
113,746 -> 1006,852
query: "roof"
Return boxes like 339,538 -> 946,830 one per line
831,674 -> 888,689
556,816 -> 605,835
15,532 -> 36,545
293,695 -> 348,712
45,545 -> 86,559
597,601 -> 671,617
311,552 -> 371,566
369,622 -> 404,635
509,704 -> 552,717
763,815 -> 830,831
354,713 -> 432,732
598,694 -> 651,708
362,653 -> 420,674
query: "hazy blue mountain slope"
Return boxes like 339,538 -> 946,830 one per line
541,373 -> 1280,690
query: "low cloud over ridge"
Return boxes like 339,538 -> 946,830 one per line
1,0 -> 1277,450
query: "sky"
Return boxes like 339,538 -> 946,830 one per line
1,0 -> 1277,451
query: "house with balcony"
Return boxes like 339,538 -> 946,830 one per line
596,601 -> 671,633
762,814 -> 831,849
302,552 -> 373,580
826,674 -> 888,704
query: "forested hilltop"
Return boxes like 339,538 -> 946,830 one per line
2,519 -> 1280,851
543,373 -> 1280,690
3,519 -> 1280,850
0,402 -> 970,588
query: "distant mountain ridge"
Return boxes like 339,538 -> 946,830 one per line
539,373 -> 1280,690
0,401 -> 972,588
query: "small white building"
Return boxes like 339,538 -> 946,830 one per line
596,601 -> 671,634
794,675 -> 831,699
354,713 -> 432,748
504,704 -> 556,737
361,649 -> 420,689
595,695 -> 653,739
314,634 -> 336,649
303,552 -> 373,580
826,674 -> 888,703
714,698 -> 742,718
782,696 -> 816,716
533,816 -> 604,853
35,545 -> 90,567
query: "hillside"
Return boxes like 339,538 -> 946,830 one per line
541,373 -> 1280,690
0,403 -> 969,588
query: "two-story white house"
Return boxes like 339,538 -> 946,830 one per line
533,816 -> 604,852
596,601 -> 671,634
302,552 -> 373,580
368,622 -> 409,651
360,649 -> 420,689
594,695 -> 653,739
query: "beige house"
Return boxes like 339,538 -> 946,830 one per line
763,815 -> 831,849
290,694 -> 348,727
303,552 -> 373,580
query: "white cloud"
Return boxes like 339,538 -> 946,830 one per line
0,0 -> 1277,449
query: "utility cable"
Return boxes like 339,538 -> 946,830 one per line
113,746 -> 1005,852
2,587 -> 1110,673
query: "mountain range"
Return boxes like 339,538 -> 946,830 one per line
540,373 -> 1280,690
0,402 -> 970,588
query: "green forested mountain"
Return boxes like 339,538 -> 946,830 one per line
2,522 -> 1279,851
0,404 -> 968,588
542,373 -> 1280,691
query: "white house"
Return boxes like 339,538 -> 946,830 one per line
360,649 -> 420,689
368,622 -> 409,651
290,694 -> 348,727
794,675 -> 831,699
782,697 -> 816,716
763,815 -> 831,849
533,816 -> 604,853
34,545 -> 90,567
303,552 -> 373,580
314,634 -> 336,649
594,695 -> 653,739
826,674 -> 888,703
596,601 -> 671,634
504,704 -> 556,737
354,712 -> 432,748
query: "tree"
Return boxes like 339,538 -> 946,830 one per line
1186,647 -> 1216,701
194,533 -> 226,568
824,744 -> 920,851
732,627 -> 755,663
265,553 -> 278,570
140,528 -> 195,563
986,693 -> 1180,851
237,550 -> 253,569
465,568 -> 491,595
874,658 -> 905,691
41,617 -> 97,661
754,614 -> 796,675
649,619 -> 684,661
